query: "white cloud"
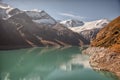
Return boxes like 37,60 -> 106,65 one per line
58,12 -> 86,20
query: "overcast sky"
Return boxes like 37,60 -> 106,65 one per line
2,0 -> 120,21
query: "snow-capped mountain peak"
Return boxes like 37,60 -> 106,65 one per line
25,10 -> 47,20
25,9 -> 57,26
0,3 -> 57,26
60,19 -> 84,27
69,19 -> 110,33
0,2 -> 16,19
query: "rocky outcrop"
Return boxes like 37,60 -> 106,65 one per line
87,16 -> 120,77
89,48 -> 120,77
83,47 -> 120,77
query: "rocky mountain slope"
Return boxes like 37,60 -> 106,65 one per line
0,18 -> 31,49
86,16 -> 120,77
0,2 -> 89,49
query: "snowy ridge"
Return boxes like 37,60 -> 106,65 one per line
0,2 -> 11,9
0,2 -> 15,19
69,19 -> 109,33
25,9 -> 56,26
60,19 -> 84,27
0,2 -> 56,26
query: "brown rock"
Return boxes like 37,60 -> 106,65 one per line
89,48 -> 120,77
89,16 -> 120,78
91,16 -> 120,53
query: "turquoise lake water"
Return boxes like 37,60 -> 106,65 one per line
0,47 -> 118,80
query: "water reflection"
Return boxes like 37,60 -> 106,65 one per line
0,47 -> 118,80
59,54 -> 90,71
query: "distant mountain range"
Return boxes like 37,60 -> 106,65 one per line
0,2 -> 110,49
0,2 -> 89,49
61,19 -> 110,43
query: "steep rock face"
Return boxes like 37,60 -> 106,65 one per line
7,12 -> 45,46
88,16 -> 120,77
0,18 -> 31,50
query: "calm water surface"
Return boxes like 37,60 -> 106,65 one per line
0,47 -> 118,80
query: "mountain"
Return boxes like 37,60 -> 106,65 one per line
25,9 -> 57,27
0,2 -> 11,18
60,19 -> 84,27
0,2 -> 22,19
0,18 -> 31,49
69,19 -> 109,33
68,19 -> 109,43
0,3 -> 89,49
87,16 -> 120,77
0,2 -> 56,27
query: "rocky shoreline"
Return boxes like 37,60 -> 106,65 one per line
83,47 -> 120,78
83,16 -> 120,78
